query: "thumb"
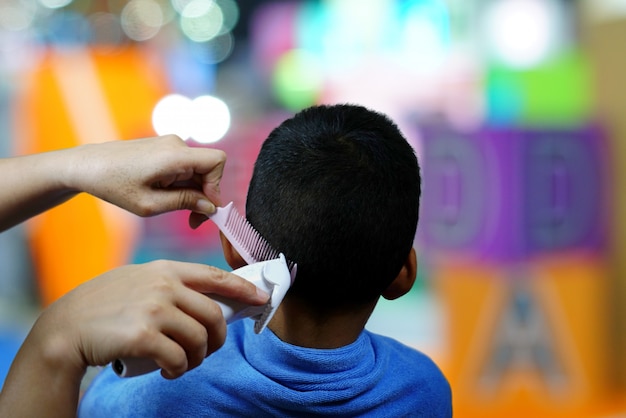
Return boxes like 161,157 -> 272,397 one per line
154,189 -> 216,216
201,161 -> 225,205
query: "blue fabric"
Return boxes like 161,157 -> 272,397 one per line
79,320 -> 452,417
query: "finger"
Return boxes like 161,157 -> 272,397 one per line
201,167 -> 224,206
157,307 -> 218,371
191,149 -> 225,205
154,173 -> 183,190
172,286 -> 229,355
169,261 -> 269,306
147,189 -> 215,216
126,320 -> 211,379
124,330 -> 189,379
157,172 -> 203,191
148,335 -> 190,379
181,147 -> 226,175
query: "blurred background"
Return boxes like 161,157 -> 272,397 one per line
0,0 -> 625,416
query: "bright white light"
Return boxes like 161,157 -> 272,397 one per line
152,94 -> 193,139
402,2 -> 449,72
484,0 -> 557,69
188,95 -> 230,143
152,94 -> 230,144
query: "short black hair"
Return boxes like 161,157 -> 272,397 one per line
246,104 -> 421,309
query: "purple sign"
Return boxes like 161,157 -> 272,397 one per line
417,124 -> 608,262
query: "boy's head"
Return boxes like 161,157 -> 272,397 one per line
244,104 -> 421,309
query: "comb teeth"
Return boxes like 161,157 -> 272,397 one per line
210,202 -> 296,274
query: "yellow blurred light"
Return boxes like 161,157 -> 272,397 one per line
584,0 -> 626,22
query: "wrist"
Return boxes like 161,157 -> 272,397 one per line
30,310 -> 88,384
0,312 -> 87,417
53,144 -> 91,195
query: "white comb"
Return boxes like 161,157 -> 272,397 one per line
113,203 -> 296,377
211,202 -> 297,281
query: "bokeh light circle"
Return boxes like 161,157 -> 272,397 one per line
272,49 -> 323,111
180,0 -> 223,43
152,94 -> 230,143
152,94 -> 194,140
39,0 -> 73,9
188,95 -> 230,143
189,32 -> 234,64
121,0 -> 164,42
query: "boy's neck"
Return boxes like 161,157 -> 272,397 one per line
267,296 -> 377,349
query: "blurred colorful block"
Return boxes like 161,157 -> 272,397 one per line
485,53 -> 594,127
432,253 -> 615,417
417,123 -> 609,262
14,46 -> 168,306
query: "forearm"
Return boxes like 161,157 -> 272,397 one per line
0,148 -> 81,232
0,315 -> 86,418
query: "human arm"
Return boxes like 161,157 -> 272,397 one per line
0,134 -> 225,232
0,260 -> 269,418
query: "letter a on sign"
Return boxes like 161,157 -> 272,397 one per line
478,280 -> 567,393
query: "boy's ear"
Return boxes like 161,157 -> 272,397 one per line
219,232 -> 247,270
382,248 -> 417,300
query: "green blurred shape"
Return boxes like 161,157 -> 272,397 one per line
485,67 -> 525,126
272,49 -> 323,111
486,52 -> 594,127
521,52 -> 593,126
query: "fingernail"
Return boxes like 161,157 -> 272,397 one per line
196,199 -> 216,215
257,287 -> 270,302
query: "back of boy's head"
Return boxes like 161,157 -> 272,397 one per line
246,104 -> 421,310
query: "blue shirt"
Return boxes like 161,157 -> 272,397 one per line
79,320 -> 452,417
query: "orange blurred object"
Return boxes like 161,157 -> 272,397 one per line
434,251 -> 623,417
14,46 -> 169,306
